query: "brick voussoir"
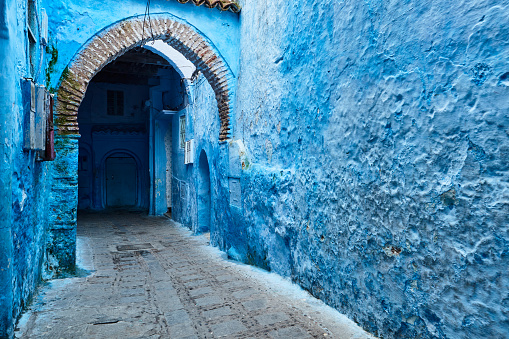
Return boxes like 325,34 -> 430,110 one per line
55,107 -> 77,116
82,49 -> 109,70
214,68 -> 230,81
90,37 -> 112,58
60,81 -> 86,97
177,26 -> 192,43
103,32 -> 123,53
130,21 -> 146,44
188,35 -> 203,50
57,15 -> 235,143
80,58 -> 103,77
208,59 -> 225,73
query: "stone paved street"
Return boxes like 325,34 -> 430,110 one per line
15,211 -> 374,339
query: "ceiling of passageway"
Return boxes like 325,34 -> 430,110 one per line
91,48 -> 174,85
143,40 -> 196,79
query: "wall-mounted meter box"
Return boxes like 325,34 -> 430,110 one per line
184,139 -> 194,165
40,9 -> 48,45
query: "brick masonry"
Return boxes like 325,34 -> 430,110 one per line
173,0 -> 241,13
56,14 -> 235,142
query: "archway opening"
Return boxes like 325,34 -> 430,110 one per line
77,47 -> 182,211
52,14 -> 235,270
197,150 -> 211,233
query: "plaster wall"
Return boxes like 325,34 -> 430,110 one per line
0,0 -> 52,336
234,0 -> 509,338
78,81 -> 151,210
41,0 -> 240,92
171,73 -> 227,243
149,68 -> 183,215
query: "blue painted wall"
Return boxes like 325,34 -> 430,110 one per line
3,0 -> 507,338
42,0 -> 240,92
233,0 -> 509,338
149,67 -> 183,215
0,0 -> 52,336
172,74 -> 222,235
78,81 -> 151,210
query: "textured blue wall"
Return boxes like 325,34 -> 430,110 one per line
234,0 -> 509,338
172,74 -> 223,236
0,2 -> 15,336
0,0 -> 52,336
42,0 -> 240,92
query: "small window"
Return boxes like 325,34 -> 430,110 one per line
107,90 -> 124,116
179,115 -> 186,149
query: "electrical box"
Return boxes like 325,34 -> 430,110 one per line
42,93 -> 56,161
35,85 -> 49,150
22,79 -> 52,154
40,9 -> 48,45
184,139 -> 194,164
229,177 -> 241,208
22,79 -> 37,150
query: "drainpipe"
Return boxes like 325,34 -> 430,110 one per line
0,1 -> 15,337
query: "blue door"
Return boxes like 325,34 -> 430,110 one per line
106,156 -> 137,207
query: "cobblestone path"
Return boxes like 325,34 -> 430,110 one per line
15,211 -> 374,339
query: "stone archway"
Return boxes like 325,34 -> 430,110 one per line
47,13 -> 235,274
56,13 -> 234,141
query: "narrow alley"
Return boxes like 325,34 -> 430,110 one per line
2,1 -> 507,337
14,212 -> 373,339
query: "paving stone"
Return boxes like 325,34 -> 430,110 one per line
201,306 -> 233,319
182,279 -> 210,288
210,319 -> 247,337
14,212 -> 373,339
255,312 -> 290,326
194,295 -> 223,307
180,274 -> 203,282
164,309 -> 192,325
189,286 -> 214,297
168,322 -> 197,338
269,326 -> 313,339
232,288 -> 259,299
215,274 -> 237,282
221,280 -> 246,289
242,298 -> 268,311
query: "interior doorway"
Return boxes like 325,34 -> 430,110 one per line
197,150 -> 211,233
106,155 -> 137,207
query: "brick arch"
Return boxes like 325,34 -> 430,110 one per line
56,14 -> 234,141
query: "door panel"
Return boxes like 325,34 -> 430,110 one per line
106,157 -> 137,207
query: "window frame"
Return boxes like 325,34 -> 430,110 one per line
106,90 -> 125,116
179,115 -> 186,149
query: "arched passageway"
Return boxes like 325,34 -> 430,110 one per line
197,150 -> 211,233
56,13 -> 235,141
51,14 -> 235,270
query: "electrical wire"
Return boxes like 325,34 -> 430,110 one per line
142,0 -> 155,43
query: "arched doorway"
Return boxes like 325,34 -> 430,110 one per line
197,150 -> 211,233
105,154 -> 137,207
55,13 -> 235,141
50,13 -> 235,270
